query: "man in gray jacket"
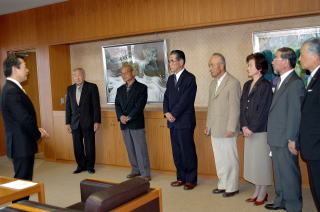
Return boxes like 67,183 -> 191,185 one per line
265,47 -> 304,212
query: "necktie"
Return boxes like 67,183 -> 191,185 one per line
173,74 -> 177,86
307,75 -> 312,87
76,86 -> 82,105
275,77 -> 281,92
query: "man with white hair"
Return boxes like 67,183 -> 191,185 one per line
299,37 -> 320,211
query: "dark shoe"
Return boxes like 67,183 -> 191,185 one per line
265,204 -> 285,210
88,169 -> 95,174
171,181 -> 185,187
254,193 -> 268,206
183,183 -> 197,190
245,196 -> 257,202
223,190 -> 239,197
212,188 -> 226,194
73,167 -> 86,174
142,176 -> 151,181
127,173 -> 141,178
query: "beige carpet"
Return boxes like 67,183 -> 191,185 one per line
0,156 -> 317,211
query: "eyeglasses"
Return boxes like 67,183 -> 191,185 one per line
208,63 -> 221,68
168,59 -> 178,64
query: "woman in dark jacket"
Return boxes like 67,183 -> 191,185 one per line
240,53 -> 273,206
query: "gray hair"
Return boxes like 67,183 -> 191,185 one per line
73,67 -> 86,77
302,37 -> 320,55
212,52 -> 226,68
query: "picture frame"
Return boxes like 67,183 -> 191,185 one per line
102,40 -> 169,104
252,26 -> 320,85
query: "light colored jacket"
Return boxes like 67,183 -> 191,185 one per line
206,72 -> 241,138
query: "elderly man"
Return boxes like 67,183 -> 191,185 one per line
205,53 -> 241,197
66,68 -> 101,174
265,47 -> 304,211
299,38 -> 320,211
115,64 -> 151,181
163,50 -> 198,190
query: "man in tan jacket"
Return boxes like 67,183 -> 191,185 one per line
205,53 -> 241,197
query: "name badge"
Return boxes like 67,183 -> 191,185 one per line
307,89 -> 313,92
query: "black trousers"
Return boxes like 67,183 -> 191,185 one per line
170,128 -> 198,183
12,155 -> 35,202
307,160 -> 320,211
72,126 -> 96,170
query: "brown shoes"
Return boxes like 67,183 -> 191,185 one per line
212,188 -> 226,194
245,196 -> 257,202
183,183 -> 197,190
223,190 -> 239,197
170,181 -> 185,187
127,173 -> 141,178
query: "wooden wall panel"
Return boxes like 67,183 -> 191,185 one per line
49,44 -> 71,111
254,0 -> 320,18
36,46 -> 55,160
0,0 -> 319,48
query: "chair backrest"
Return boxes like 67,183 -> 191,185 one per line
84,177 -> 150,212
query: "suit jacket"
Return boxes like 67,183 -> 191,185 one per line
267,71 -> 305,147
163,70 -> 197,129
206,72 -> 241,137
1,80 -> 41,158
240,77 -> 273,133
115,80 -> 147,130
66,81 -> 101,130
299,67 -> 320,160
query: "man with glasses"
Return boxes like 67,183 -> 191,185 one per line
205,53 -> 241,197
265,47 -> 304,211
115,64 -> 151,181
163,50 -> 198,190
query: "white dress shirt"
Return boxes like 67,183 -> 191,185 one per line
6,77 -> 26,93
278,69 -> 295,89
175,68 -> 185,82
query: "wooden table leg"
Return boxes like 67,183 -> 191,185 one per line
38,183 -> 46,203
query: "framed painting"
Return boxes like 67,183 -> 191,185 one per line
252,26 -> 320,85
102,40 -> 169,104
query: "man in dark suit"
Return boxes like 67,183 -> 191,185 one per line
66,68 -> 101,174
299,38 -> 320,211
265,48 -> 304,212
163,50 -> 198,190
115,65 -> 151,181
1,55 -> 48,201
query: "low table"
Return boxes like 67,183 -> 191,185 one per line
0,176 -> 45,205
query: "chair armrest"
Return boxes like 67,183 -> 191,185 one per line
80,179 -> 115,202
85,177 -> 150,212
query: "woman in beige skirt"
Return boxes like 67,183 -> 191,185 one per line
240,53 -> 273,206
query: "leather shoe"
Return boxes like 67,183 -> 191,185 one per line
212,188 -> 225,194
223,190 -> 239,197
88,169 -> 95,174
142,176 -> 151,181
170,181 -> 185,187
127,173 -> 141,178
265,204 -> 285,210
73,167 -> 86,174
183,183 -> 197,190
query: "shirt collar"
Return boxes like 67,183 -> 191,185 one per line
310,65 -> 320,78
280,69 -> 294,83
175,68 -> 185,81
7,77 -> 24,91
217,72 -> 227,84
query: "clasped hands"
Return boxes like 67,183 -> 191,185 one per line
165,112 -> 176,123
